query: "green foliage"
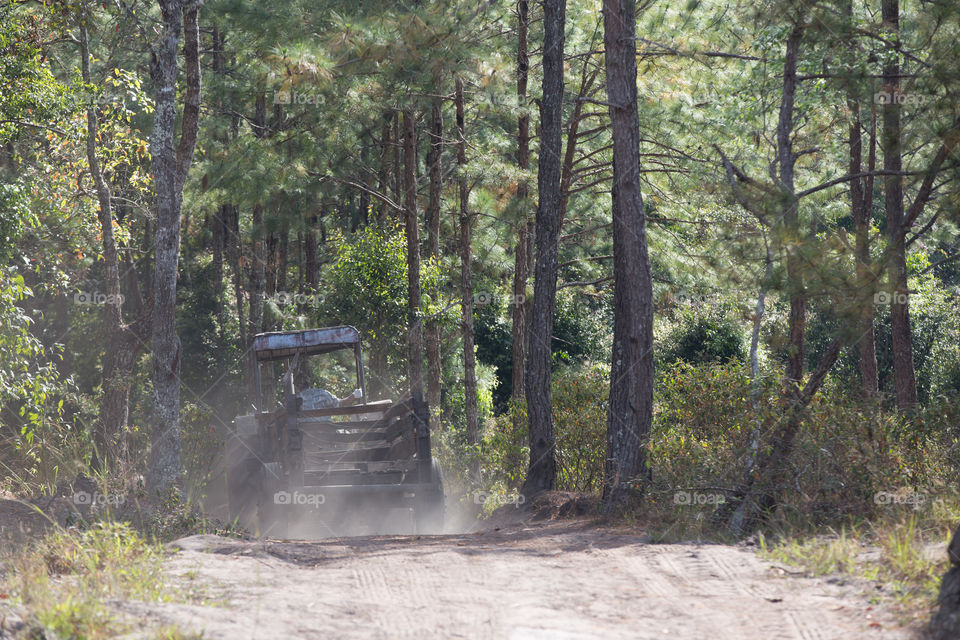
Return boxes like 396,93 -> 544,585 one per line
9,521 -> 168,639
475,287 -> 610,412
481,362 -> 608,494
477,399 -> 527,492
647,361 -> 960,531
805,262 -> 960,403
552,363 -> 608,493
434,361 -> 497,493
0,5 -> 72,140
659,306 -> 747,367
318,224 -> 450,397
0,267 -> 69,482
0,181 -> 36,260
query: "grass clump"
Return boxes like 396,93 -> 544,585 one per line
7,520 -> 170,639
760,505 -> 958,617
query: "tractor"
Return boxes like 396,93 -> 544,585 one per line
225,326 -> 444,537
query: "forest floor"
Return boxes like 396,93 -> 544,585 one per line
108,517 -> 918,640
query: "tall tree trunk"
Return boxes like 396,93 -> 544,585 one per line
425,97 -> 444,418
226,204 -> 246,350
377,111 -> 392,223
303,215 -> 319,291
849,83 -> 879,398
247,204 -> 266,397
881,0 -> 918,409
725,22 -> 808,534
454,80 -> 479,470
781,25 -> 805,394
212,205 -> 225,337
148,0 -> 202,491
601,0 -> 655,510
394,111 -> 403,214
359,137 -> 372,227
522,0 -> 565,496
402,109 -> 424,397
266,232 -> 278,297
247,97 -> 268,358
277,223 -> 289,294
511,0 -> 532,407
81,22 -> 137,469
211,24 -> 228,340
730,244 -> 773,533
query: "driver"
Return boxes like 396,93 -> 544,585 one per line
298,386 -> 362,410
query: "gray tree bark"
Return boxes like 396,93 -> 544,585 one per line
601,0 -> 655,511
147,0 -> 202,491
510,0 -> 532,407
522,0 -> 565,496
454,80 -> 478,467
848,86 -> 879,398
377,111 -> 392,224
425,97 -> 444,418
402,109 -> 424,397
247,204 -> 266,397
881,0 -> 918,409
81,21 -> 149,470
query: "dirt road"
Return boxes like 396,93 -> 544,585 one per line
112,520 -> 914,639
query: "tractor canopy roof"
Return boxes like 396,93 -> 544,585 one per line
252,326 -> 361,361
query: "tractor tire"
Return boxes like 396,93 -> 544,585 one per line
414,459 -> 445,534
226,456 -> 263,532
257,462 -> 289,539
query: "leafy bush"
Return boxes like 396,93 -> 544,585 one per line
319,224 -> 450,399
659,306 -> 747,366
647,361 -> 960,534
474,356 -> 960,535
481,362 -> 608,495
8,521 -> 168,639
553,363 -> 608,493
0,267 -> 73,489
804,256 -> 960,404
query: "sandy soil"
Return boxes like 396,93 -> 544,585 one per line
108,519 -> 917,640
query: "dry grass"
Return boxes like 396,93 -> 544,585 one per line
4,520 -> 187,639
760,498 -> 959,622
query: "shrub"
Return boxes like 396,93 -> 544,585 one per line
481,362 -> 608,495
647,360 -> 960,534
474,357 -> 960,537
659,306 -> 746,366
553,363 -> 608,493
8,521 -> 168,639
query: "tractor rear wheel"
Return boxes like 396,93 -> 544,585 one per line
414,459 -> 445,534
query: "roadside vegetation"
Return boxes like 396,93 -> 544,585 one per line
0,0 -> 958,637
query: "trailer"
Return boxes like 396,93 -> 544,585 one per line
225,326 -> 444,537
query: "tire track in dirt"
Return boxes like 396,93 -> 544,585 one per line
650,546 -> 790,640
622,552 -> 676,597
708,548 -> 779,600
784,609 -> 829,640
140,523 -> 912,640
